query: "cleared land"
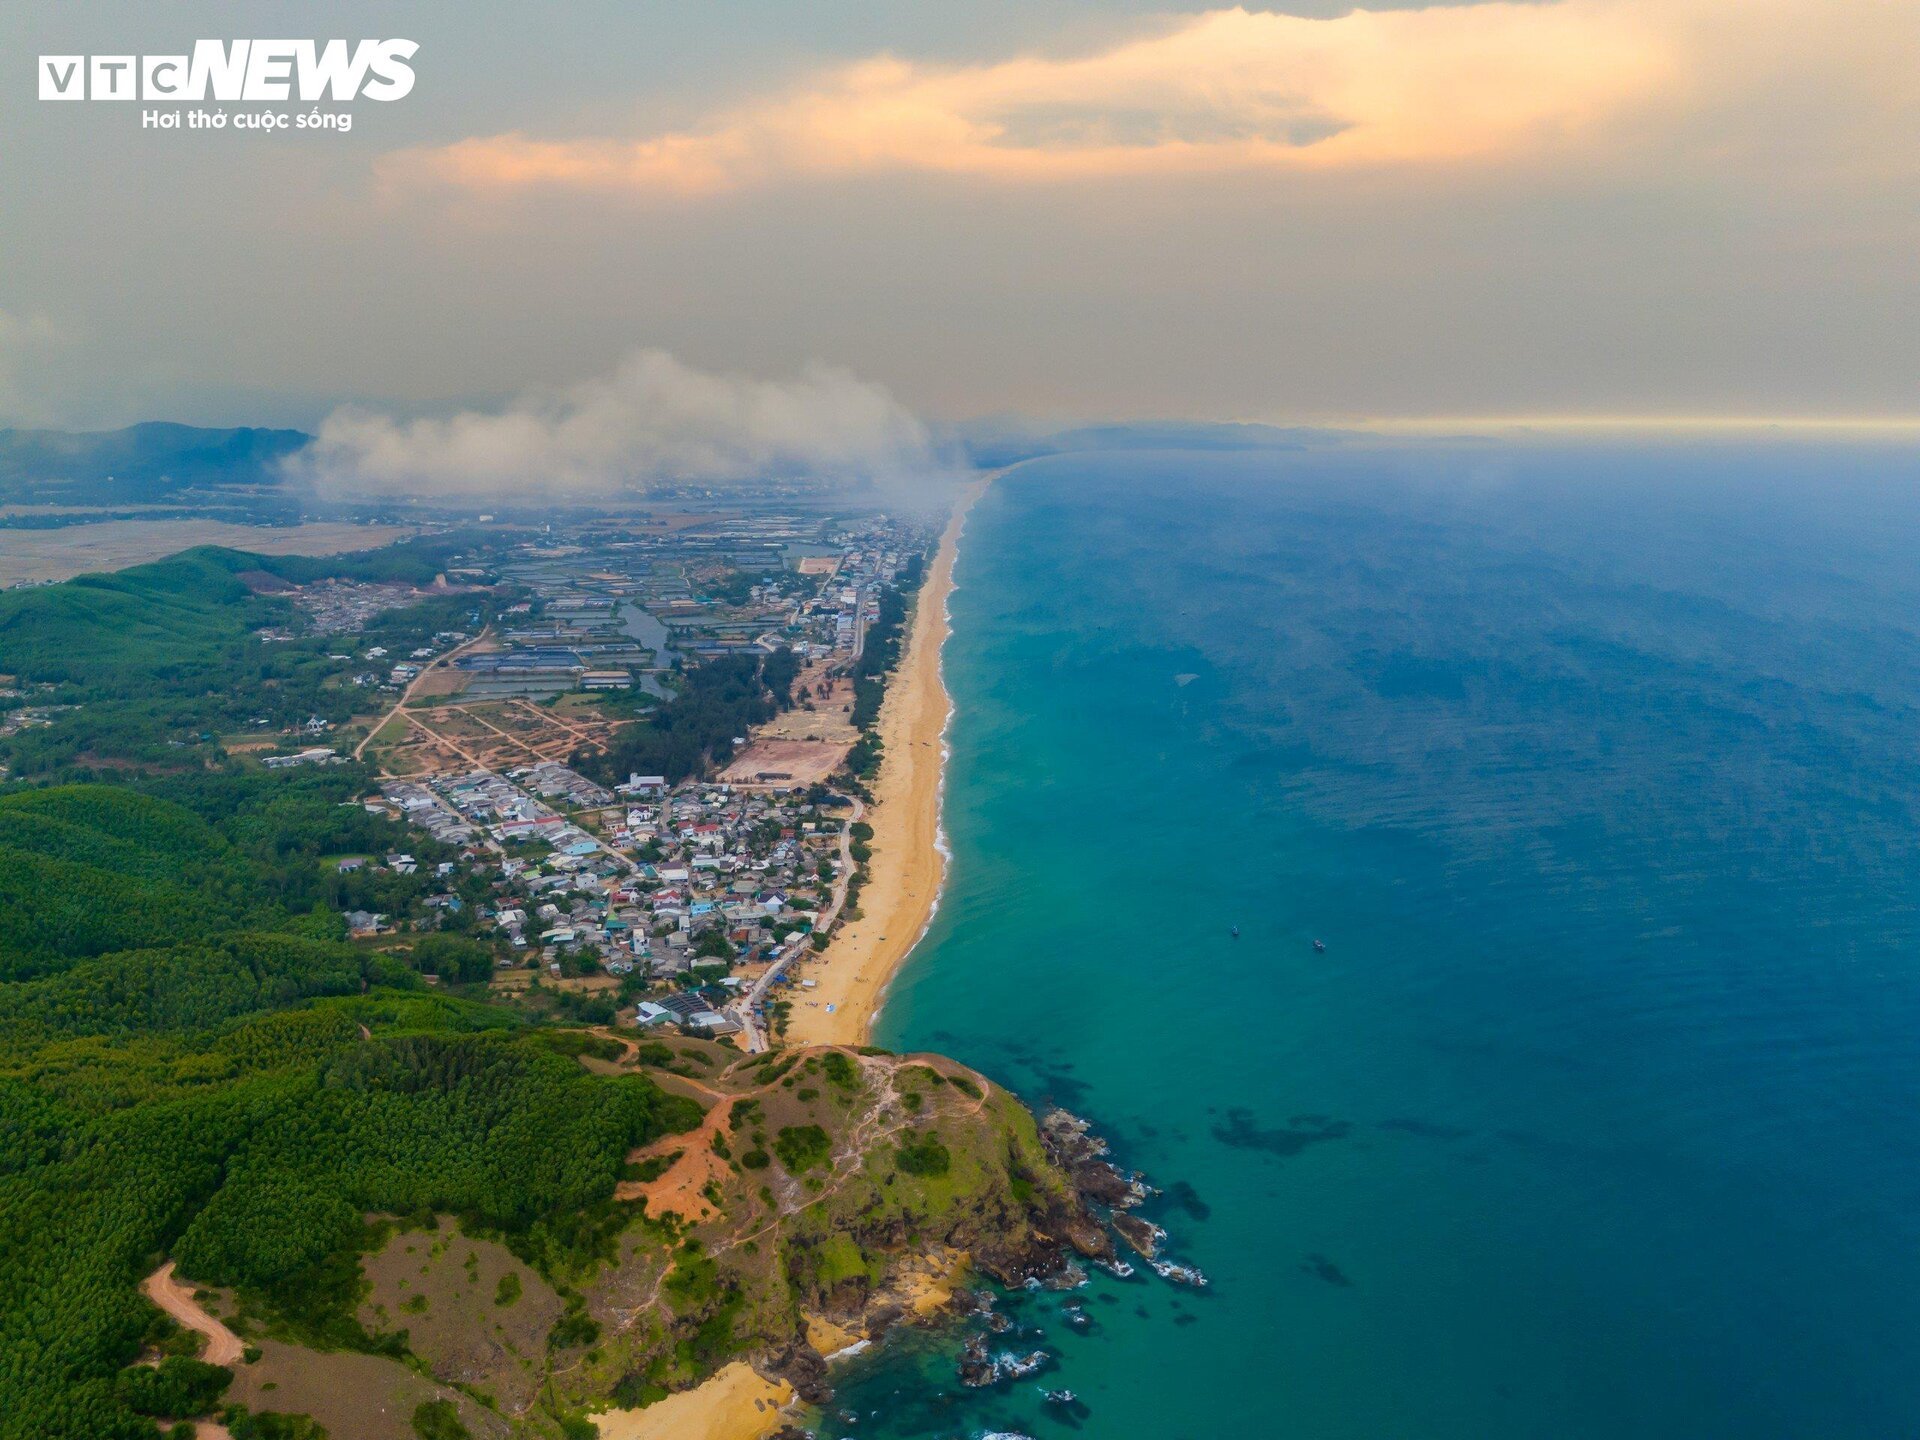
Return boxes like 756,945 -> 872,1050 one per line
717,737 -> 851,788
0,520 -> 415,585
366,696 -> 627,776
755,660 -> 859,745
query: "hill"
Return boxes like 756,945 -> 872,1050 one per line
0,788 -> 1119,1440
0,541 -> 500,775
0,423 -> 311,505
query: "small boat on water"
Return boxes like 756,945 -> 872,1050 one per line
1312,939 -> 1326,953
1230,926 -> 1240,938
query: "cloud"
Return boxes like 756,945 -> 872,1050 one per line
382,3 -> 1681,197
290,349 -> 963,498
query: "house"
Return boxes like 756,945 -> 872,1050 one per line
632,1002 -> 673,1027
656,992 -> 738,1034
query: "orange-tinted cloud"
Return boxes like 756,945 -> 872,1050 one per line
383,3 -> 1683,196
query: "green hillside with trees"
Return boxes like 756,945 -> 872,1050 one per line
0,776 -> 703,1440
0,541 -> 503,776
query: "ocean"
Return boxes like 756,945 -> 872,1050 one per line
825,441 -> 1920,1440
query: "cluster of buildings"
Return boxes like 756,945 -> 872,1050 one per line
786,527 -> 917,656
348,507 -> 935,1039
377,763 -> 842,1001
287,579 -> 440,634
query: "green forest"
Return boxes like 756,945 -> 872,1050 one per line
0,540 -> 503,777
576,649 -> 800,785
0,779 -> 701,1440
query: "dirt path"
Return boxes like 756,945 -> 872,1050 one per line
398,709 -> 491,771
353,626 -> 493,762
514,697 -> 598,744
141,1262 -> 244,1366
451,704 -> 551,762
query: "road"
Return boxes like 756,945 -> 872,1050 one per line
351,625 -> 494,762
728,795 -> 864,1051
141,1262 -> 244,1366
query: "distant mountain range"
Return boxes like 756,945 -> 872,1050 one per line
0,418 -> 1335,507
0,422 -> 313,505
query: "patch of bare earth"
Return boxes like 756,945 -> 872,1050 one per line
358,1225 -> 564,1416
229,1341 -> 507,1440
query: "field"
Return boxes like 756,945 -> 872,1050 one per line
370,697 -> 628,776
0,520 -> 415,585
717,737 -> 851,788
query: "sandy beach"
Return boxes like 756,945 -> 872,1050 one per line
604,479 -> 988,1440
785,477 -> 989,1047
591,1362 -> 794,1440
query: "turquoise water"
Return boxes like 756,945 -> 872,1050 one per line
837,444 -> 1920,1440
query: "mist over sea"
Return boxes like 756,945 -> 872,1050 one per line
826,442 -> 1920,1439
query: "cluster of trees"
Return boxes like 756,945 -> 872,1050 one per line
0,977 -> 698,1440
579,649 -> 800,785
0,779 -> 457,982
848,556 -> 923,730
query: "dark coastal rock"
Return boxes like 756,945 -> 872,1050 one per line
1070,1159 -> 1138,1207
765,1342 -> 834,1405
1112,1212 -> 1164,1260
958,1333 -> 997,1387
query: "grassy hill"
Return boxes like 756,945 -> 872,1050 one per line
0,550 -> 271,689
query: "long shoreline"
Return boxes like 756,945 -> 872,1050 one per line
632,477 -> 988,1440
783,475 -> 989,1048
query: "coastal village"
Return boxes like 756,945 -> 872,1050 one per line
299,500 -> 938,1051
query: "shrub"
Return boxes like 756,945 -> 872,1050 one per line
411,1399 -> 473,1440
225,1409 -> 330,1440
772,1124 -> 831,1174
115,1356 -> 233,1418
820,1051 -> 858,1089
896,1134 -> 951,1177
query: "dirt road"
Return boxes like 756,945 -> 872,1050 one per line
352,626 -> 493,762
141,1261 -> 244,1366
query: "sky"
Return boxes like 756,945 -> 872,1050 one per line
5,1 -> 1919,437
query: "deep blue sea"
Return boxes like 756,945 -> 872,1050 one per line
830,441 -> 1920,1440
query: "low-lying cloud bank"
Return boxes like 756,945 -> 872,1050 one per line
289,349 -> 963,498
